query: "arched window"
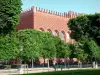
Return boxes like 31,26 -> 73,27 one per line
66,33 -> 70,39
60,31 -> 65,40
39,28 -> 44,31
47,29 -> 52,33
53,30 -> 59,36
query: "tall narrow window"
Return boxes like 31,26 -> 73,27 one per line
47,29 -> 52,33
53,30 -> 59,36
39,28 -> 44,31
60,31 -> 65,40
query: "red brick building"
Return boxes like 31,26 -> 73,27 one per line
16,6 -> 84,65
17,6 -> 84,43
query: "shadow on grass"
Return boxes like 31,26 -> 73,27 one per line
21,69 -> 100,75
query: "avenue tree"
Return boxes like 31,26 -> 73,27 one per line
0,0 -> 22,34
0,33 -> 18,60
68,14 -> 100,45
40,32 -> 56,70
68,14 -> 100,68
17,29 -> 57,69
0,0 -> 22,61
17,29 -> 42,68
55,39 -> 71,58
54,36 -> 71,68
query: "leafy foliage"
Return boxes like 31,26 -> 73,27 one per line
0,0 -> 22,34
74,43 -> 88,61
77,37 -> 100,60
17,29 -> 42,60
68,16 -> 89,41
0,33 -> 18,60
68,14 -> 100,46
54,37 -> 71,58
69,42 -> 88,61
40,32 -> 56,59
17,29 -> 71,60
68,14 -> 100,60
84,40 -> 100,59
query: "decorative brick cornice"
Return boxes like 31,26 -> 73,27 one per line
20,6 -> 85,18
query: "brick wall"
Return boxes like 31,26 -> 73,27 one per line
17,6 -> 84,42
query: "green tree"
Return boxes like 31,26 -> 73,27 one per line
68,14 -> 100,46
62,43 -> 71,68
78,37 -> 100,68
63,43 -> 71,58
41,32 -> 56,59
17,29 -> 57,70
86,40 -> 100,68
68,14 -> 100,68
71,42 -> 88,68
87,14 -> 100,45
85,40 -> 100,59
54,37 -> 71,68
0,0 -> 22,34
17,29 -> 42,65
0,33 -> 18,60
78,37 -> 100,60
40,32 -> 56,70
74,43 -> 88,59
54,37 -> 62,58
68,15 -> 89,41
55,40 -> 71,58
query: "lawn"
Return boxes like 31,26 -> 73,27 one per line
22,69 -> 100,75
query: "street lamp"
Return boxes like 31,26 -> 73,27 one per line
19,45 -> 23,74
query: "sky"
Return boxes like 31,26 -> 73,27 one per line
22,0 -> 100,14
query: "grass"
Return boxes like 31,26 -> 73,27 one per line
22,69 -> 100,75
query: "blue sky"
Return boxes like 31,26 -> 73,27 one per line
22,0 -> 100,14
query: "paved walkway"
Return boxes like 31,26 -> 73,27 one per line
0,67 -> 95,75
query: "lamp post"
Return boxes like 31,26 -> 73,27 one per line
19,45 -> 24,74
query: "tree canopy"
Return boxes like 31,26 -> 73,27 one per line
40,32 -> 56,59
83,39 -> 100,59
68,14 -> 100,60
68,14 -> 100,46
0,33 -> 18,60
0,0 -> 22,34
17,29 -> 42,60
17,29 -> 60,60
73,43 -> 88,61
54,37 -> 71,58
0,0 -> 22,61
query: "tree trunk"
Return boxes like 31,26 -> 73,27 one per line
78,60 -> 81,69
47,59 -> 50,71
68,59 -> 70,70
95,61 -> 98,68
42,57 -> 45,72
93,61 -> 98,68
78,62 -> 79,69
8,64 -> 11,75
6,60 -> 8,65
86,59 -> 89,68
44,57 -> 45,67
57,60 -> 58,71
27,64 -> 28,73
80,61 -> 82,68
19,59 -> 24,74
64,57 -> 66,68
32,59 -> 34,68
92,61 -> 95,68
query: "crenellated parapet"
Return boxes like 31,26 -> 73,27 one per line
20,7 -> 32,16
21,6 -> 85,18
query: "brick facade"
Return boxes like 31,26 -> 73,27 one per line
17,6 -> 84,43
16,6 -> 85,65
